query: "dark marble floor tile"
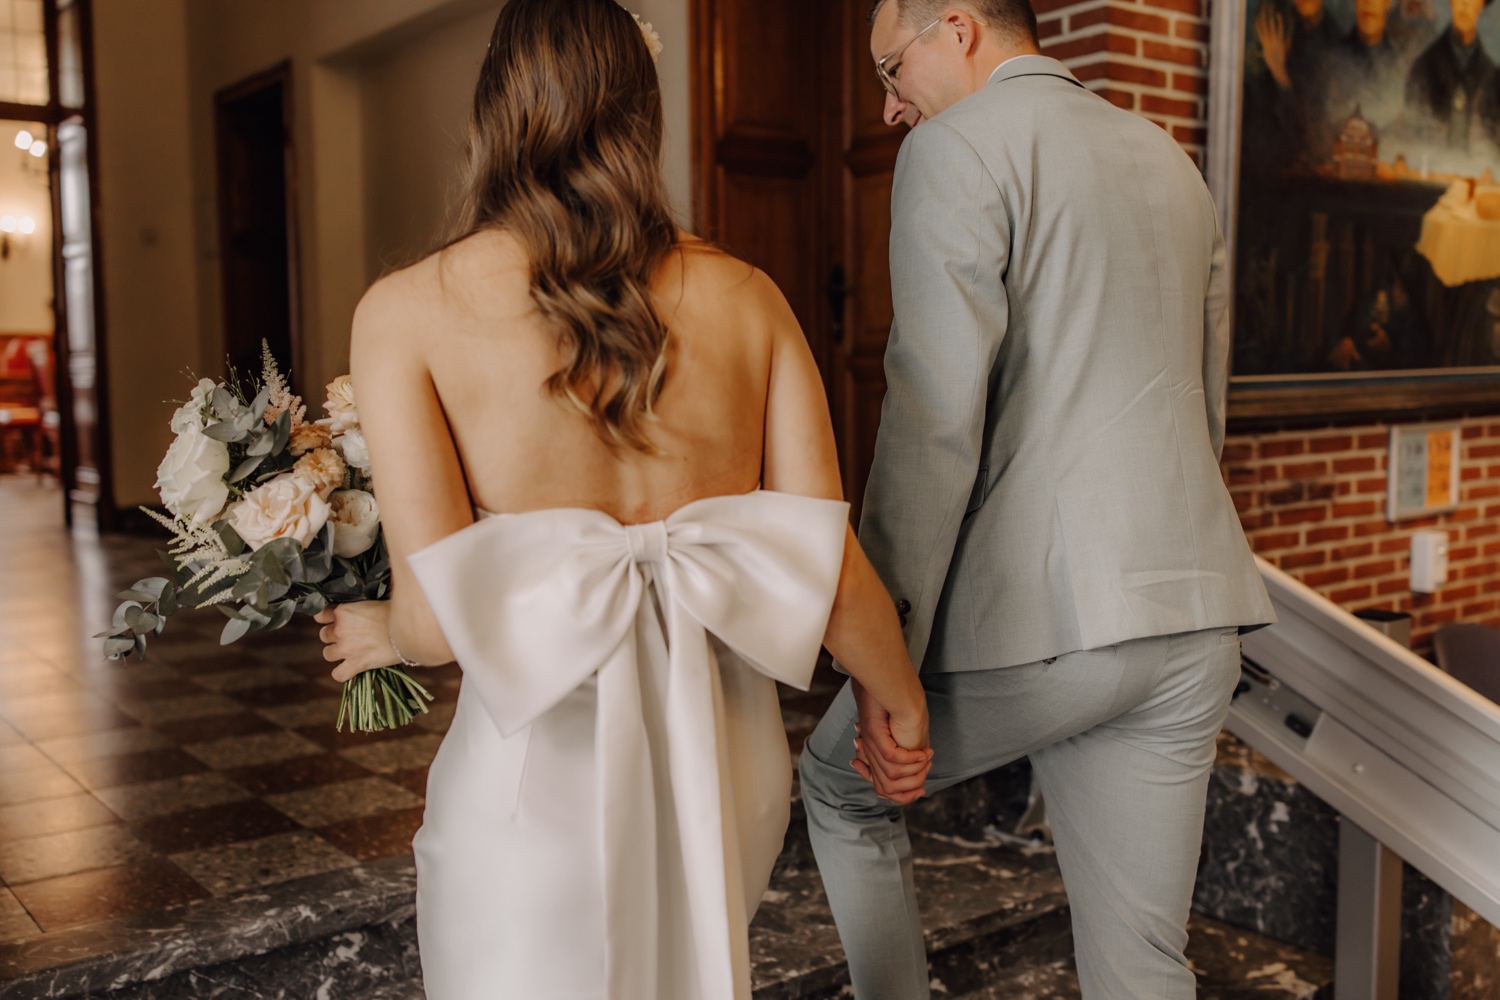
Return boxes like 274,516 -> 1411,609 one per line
228,682 -> 340,708
95,773 -> 251,822
130,799 -> 303,854
293,721 -> 410,751
267,777 -> 422,828
226,752 -> 374,796
0,793 -> 117,841
9,858 -> 208,933
149,710 -> 280,745
183,730 -> 324,769
387,766 -> 430,799
0,763 -> 87,807
169,830 -> 356,897
98,679 -> 201,705
315,806 -> 425,862
64,748 -> 211,791
1187,912 -> 1334,999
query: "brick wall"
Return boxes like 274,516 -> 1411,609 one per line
1040,0 -> 1500,655
1226,421 -> 1500,653
1036,0 -> 1211,163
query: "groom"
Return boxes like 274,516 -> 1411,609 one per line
798,2 -> 1275,998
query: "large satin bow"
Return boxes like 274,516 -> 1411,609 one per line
407,490 -> 850,999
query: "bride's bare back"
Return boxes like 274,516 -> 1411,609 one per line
403,230 -> 779,523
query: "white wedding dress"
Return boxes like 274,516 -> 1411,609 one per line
405,490 -> 850,1000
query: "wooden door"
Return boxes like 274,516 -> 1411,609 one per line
693,0 -> 900,518
214,64 -> 300,390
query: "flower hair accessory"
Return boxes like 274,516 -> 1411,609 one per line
630,11 -> 663,63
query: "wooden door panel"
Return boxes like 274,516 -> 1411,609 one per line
714,174 -> 818,331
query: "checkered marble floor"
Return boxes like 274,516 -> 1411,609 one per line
0,476 -> 847,950
0,476 -> 460,943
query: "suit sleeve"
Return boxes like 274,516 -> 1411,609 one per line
857,121 -> 1009,674
1202,208 -> 1231,461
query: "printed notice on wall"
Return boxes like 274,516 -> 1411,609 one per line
1389,425 -> 1460,522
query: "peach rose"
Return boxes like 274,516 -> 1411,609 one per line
227,474 -> 331,551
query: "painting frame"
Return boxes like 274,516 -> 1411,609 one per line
1207,0 -> 1500,426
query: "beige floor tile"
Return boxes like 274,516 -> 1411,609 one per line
0,887 -> 41,944
0,824 -> 152,885
337,734 -> 445,775
183,730 -> 325,769
0,763 -> 87,807
265,777 -> 423,828
33,727 -> 176,765
169,831 -> 356,897
0,743 -> 54,773
253,698 -> 343,729
0,793 -> 118,841
95,772 -> 252,821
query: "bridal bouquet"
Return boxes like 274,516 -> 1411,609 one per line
97,344 -> 433,732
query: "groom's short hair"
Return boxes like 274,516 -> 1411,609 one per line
868,0 -> 1040,45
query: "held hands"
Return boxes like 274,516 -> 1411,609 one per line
850,680 -> 934,806
316,603 -> 400,682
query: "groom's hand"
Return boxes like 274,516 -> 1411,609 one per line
849,681 -> 933,805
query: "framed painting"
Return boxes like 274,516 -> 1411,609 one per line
1209,0 -> 1500,422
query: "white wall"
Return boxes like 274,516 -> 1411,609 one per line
0,121 -> 53,333
92,0 -> 694,509
91,0 -> 201,509
356,5 -> 501,279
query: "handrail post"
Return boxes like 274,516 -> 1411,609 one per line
1336,818 -> 1402,1000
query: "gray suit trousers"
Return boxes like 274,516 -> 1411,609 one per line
799,627 -> 1244,999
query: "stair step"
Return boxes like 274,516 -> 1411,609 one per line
0,774 -> 1334,999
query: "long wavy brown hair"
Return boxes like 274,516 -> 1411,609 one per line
445,0 -> 678,451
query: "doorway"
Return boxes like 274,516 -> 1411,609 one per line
214,63 -> 300,388
693,0 -> 899,517
0,0 -> 109,530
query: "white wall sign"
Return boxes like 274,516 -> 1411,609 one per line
1388,424 -> 1461,522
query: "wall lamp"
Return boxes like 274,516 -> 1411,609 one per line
0,214 -> 37,261
13,130 -> 46,158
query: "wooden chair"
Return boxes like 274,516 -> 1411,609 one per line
1433,623 -> 1500,704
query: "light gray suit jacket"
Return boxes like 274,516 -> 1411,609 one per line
860,57 -> 1274,675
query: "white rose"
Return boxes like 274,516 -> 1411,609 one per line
324,375 -> 359,430
226,474 -> 331,551
329,489 -> 380,557
339,428 -> 371,470
169,378 -> 219,434
156,422 -> 231,524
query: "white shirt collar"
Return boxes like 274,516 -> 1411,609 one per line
987,53 -> 1052,85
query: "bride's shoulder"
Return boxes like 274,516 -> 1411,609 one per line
663,234 -> 792,322
353,231 -> 527,346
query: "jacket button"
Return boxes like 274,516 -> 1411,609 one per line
896,599 -> 911,615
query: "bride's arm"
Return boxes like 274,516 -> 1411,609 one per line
757,273 -> 932,801
319,274 -> 471,678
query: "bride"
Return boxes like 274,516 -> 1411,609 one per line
314,0 -> 931,996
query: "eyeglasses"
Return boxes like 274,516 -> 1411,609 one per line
875,16 -> 944,97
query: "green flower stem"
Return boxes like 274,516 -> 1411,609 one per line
336,666 -> 435,733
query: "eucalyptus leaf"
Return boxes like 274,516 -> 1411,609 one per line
103,637 -> 136,658
132,635 -> 148,659
215,521 -> 247,557
230,455 -> 264,483
251,386 -> 271,421
271,409 -> 291,454
202,421 -> 245,443
221,616 -> 251,645
159,582 -> 179,616
298,592 -> 328,615
113,601 -> 143,629
115,589 -> 160,604
212,386 -> 237,416
267,600 -> 297,631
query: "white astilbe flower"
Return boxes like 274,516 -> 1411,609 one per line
141,507 -> 252,601
260,342 -> 306,430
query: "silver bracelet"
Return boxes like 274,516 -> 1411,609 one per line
388,627 -> 424,669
